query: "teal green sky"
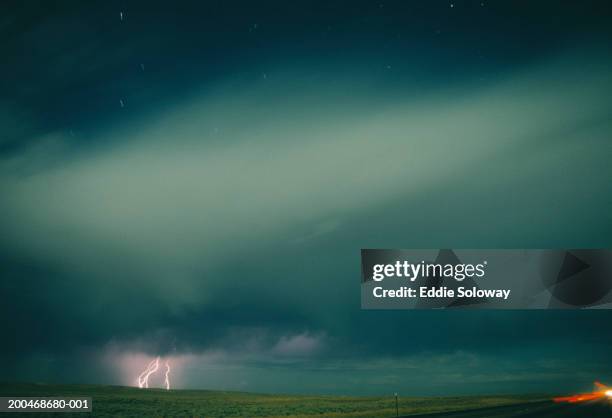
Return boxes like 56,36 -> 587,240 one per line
1,0 -> 611,395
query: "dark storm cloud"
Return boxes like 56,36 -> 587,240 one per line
3,0 -> 610,151
1,0 -> 612,394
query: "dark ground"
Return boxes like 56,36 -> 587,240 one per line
403,398 -> 612,417
0,383 -> 558,417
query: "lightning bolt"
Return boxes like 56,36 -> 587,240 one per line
164,360 -> 171,390
137,357 -> 171,390
137,357 -> 159,388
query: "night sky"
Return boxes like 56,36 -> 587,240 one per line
1,1 -> 612,395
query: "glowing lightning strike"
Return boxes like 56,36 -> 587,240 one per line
164,360 -> 171,390
137,357 -> 171,390
137,357 -> 159,388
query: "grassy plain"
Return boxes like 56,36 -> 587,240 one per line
0,383 -> 548,417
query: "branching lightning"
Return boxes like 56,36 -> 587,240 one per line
137,357 -> 159,388
137,357 -> 171,390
